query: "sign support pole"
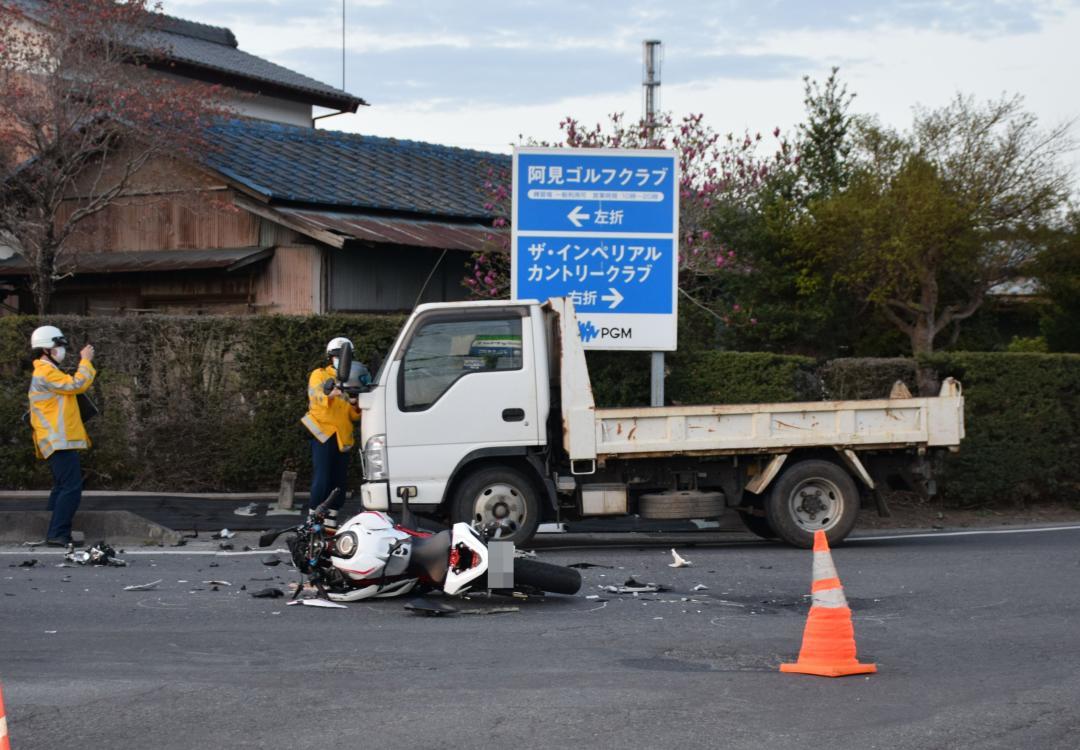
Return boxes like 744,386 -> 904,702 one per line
644,39 -> 664,407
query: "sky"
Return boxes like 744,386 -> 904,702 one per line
163,0 -> 1080,160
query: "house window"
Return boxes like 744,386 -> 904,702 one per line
400,316 -> 523,411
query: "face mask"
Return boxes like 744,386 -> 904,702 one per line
52,347 -> 66,363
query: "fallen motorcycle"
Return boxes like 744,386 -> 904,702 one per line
258,491 -> 581,602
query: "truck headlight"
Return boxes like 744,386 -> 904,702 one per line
363,434 -> 388,481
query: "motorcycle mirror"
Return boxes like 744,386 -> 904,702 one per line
336,341 -> 353,383
259,529 -> 284,548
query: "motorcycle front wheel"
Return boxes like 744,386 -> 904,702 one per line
512,559 -> 581,595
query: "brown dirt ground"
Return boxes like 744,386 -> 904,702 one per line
856,491 -> 1080,531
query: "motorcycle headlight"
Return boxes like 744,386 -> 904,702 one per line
333,531 -> 358,558
363,434 -> 388,481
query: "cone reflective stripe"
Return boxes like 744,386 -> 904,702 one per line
0,682 -> 10,750
780,530 -> 877,677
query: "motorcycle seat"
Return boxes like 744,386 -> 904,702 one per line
408,530 -> 451,585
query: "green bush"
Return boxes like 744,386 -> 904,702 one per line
921,352 -> 1080,507
3,315 -> 1077,510
667,351 -> 819,404
1,314 -> 403,491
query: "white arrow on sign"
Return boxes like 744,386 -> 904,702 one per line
567,205 -> 589,227
601,287 -> 624,309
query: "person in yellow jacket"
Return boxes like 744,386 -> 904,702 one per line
27,325 -> 97,546
301,337 -> 361,515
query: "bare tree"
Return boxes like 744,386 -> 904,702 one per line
0,0 -> 228,313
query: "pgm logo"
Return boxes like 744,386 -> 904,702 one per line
578,320 -> 598,342
578,320 -> 632,342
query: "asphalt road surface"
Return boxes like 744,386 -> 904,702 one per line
2,525 -> 1079,750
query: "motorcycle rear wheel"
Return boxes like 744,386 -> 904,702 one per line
512,559 -> 581,595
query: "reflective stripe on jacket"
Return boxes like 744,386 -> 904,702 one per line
301,365 -> 360,451
29,357 -> 96,459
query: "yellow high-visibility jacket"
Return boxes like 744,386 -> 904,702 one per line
28,357 -> 97,459
301,365 -> 361,451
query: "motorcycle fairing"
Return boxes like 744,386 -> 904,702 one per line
443,523 -> 489,596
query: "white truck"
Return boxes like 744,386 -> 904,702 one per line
355,297 -> 965,548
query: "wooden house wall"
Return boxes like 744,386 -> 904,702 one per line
328,244 -> 469,312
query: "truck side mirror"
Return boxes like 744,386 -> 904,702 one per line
336,341 -> 353,382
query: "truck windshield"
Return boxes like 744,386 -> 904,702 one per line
400,316 -> 523,411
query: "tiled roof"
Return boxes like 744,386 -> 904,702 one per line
141,23 -> 365,111
204,119 -> 510,220
7,0 -> 363,111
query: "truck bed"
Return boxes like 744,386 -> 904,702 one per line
592,392 -> 965,459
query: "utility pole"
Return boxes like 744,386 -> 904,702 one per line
643,39 -> 665,408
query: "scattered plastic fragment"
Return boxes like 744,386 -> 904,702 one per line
457,606 -> 519,615
66,543 -> 126,567
261,556 -> 282,567
669,549 -> 692,568
233,503 -> 259,517
600,577 -> 668,595
288,599 -> 348,609
692,584 -> 709,591
251,587 -> 284,598
212,529 -> 236,540
123,580 -> 163,591
568,562 -> 614,569
202,580 -> 232,587
404,598 -> 458,616
514,549 -> 537,559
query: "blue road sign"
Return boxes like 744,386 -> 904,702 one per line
512,147 -> 679,351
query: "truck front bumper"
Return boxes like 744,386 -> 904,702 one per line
360,481 -> 390,510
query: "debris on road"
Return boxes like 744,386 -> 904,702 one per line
219,543 -> 234,551
457,606 -> 519,615
123,580 -> 163,592
250,587 -> 285,598
16,559 -> 38,568
692,584 -> 709,592
568,562 -> 614,569
404,598 -> 458,616
212,529 -> 236,540
67,543 -> 126,567
261,556 -> 282,567
514,549 -> 537,559
202,580 -> 232,587
669,549 -> 692,568
287,599 -> 347,609
600,577 -> 669,595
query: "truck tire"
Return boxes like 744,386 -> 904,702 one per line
513,559 -> 582,595
639,490 -> 725,519
737,509 -> 777,540
765,459 -> 859,548
451,466 -> 541,545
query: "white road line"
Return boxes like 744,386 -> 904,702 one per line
0,548 -> 290,557
853,525 -> 1080,542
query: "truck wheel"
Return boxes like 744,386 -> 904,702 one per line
737,509 -> 776,540
765,459 -> 859,548
451,466 -> 541,545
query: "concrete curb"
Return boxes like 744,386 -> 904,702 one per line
0,510 -> 182,545
0,491 -> 308,501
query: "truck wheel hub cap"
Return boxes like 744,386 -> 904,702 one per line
474,483 -> 526,527
788,479 -> 841,531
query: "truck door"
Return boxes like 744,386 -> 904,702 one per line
384,307 -> 541,505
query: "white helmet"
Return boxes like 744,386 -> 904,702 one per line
326,337 -> 353,356
31,325 -> 68,350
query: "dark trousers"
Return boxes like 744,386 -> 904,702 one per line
308,437 -> 349,513
46,449 -> 83,541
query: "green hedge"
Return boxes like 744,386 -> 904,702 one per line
2,315 -> 1078,508
1,315 -> 404,492
922,353 -> 1080,507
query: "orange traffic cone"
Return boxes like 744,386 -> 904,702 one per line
780,530 -> 877,677
0,681 -> 10,750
